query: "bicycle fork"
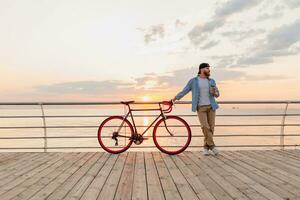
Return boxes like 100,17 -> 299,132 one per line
161,111 -> 174,136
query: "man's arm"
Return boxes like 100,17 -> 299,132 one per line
213,80 -> 220,98
172,79 -> 193,101
214,86 -> 220,98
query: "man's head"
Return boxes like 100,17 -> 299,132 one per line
198,63 -> 211,77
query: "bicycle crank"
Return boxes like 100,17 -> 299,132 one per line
132,134 -> 145,145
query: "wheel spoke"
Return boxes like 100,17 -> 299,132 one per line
98,116 -> 133,154
153,116 -> 191,155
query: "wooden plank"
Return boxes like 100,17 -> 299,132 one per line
46,152 -> 102,200
221,151 -> 293,200
192,152 -> 266,200
0,153 -> 23,165
62,153 -> 109,200
258,151 -> 300,175
80,154 -> 118,200
227,151 -> 284,184
221,151 -> 291,200
0,153 -> 75,200
179,152 -> 232,200
205,153 -> 268,200
132,152 -> 147,200
97,153 -> 128,200
249,151 -> 300,198
152,152 -> 181,200
28,152 -> 96,200
0,153 -> 41,178
114,152 -> 136,200
263,150 -> 300,169
144,152 -> 165,200
0,153 -> 58,191
0,153 -> 50,178
217,152 -> 282,200
274,150 -> 300,161
0,153 -> 21,160
240,150 -> 300,186
235,151 -> 300,197
12,152 -> 87,200
171,153 -> 217,200
0,150 -> 298,200
161,153 -> 199,200
187,152 -> 250,200
280,150 -> 300,158
0,153 -> 40,170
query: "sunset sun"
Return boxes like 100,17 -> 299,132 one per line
142,96 -> 151,101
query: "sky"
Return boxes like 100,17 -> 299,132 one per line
1,0 -> 300,102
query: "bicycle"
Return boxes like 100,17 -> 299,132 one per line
97,100 -> 192,155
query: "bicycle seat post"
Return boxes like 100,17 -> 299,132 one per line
127,103 -> 133,112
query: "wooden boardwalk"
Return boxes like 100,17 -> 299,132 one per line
0,150 -> 299,200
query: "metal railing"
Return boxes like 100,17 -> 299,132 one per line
0,100 -> 300,152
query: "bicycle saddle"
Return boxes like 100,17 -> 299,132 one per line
120,101 -> 135,105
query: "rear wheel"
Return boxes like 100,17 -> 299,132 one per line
98,116 -> 134,154
153,116 -> 191,155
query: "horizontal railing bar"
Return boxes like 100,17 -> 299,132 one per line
1,114 -> 300,119
1,100 -> 300,106
1,134 -> 300,140
0,144 -> 298,150
1,101 -> 299,151
131,109 -> 161,111
1,124 -> 300,129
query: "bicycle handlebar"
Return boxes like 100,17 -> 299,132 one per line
160,100 -> 173,113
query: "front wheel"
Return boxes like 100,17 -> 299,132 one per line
98,116 -> 134,154
153,116 -> 191,155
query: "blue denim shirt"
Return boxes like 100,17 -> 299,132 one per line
175,76 -> 220,112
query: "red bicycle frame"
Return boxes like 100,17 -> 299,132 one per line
116,101 -> 173,139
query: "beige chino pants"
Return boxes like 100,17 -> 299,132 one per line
197,105 -> 216,149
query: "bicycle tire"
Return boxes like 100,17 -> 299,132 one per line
153,115 -> 191,155
98,116 -> 134,154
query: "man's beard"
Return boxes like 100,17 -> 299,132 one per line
204,71 -> 210,77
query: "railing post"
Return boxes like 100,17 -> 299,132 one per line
40,103 -> 48,152
280,102 -> 289,150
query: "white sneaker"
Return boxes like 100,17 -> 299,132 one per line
210,147 -> 219,156
203,149 -> 209,156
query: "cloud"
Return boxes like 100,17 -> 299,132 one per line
256,11 -> 283,21
237,19 -> 300,66
34,65 -> 290,99
141,24 -> 165,44
188,0 -> 261,46
36,80 -> 136,94
256,4 -> 284,21
201,40 -> 220,50
266,20 -> 300,49
188,19 -> 225,45
37,14 -> 299,97
215,0 -> 260,17
285,0 -> 300,8
221,29 -> 265,41
175,19 -> 187,28
243,75 -> 290,81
